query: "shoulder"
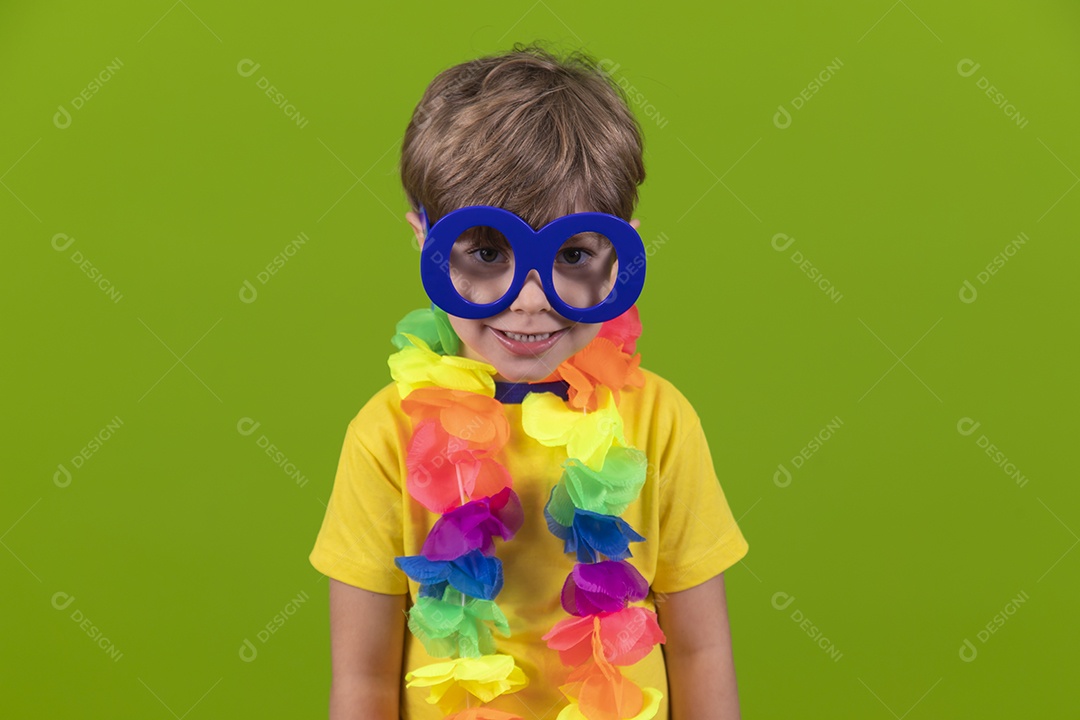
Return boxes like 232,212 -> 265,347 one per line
344,380 -> 411,454
621,365 -> 705,451
629,365 -> 704,425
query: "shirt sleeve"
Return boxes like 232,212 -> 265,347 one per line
651,415 -> 749,594
308,415 -> 409,594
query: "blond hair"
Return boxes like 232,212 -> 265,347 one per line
400,42 -> 646,231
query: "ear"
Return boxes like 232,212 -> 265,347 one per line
405,211 -> 425,248
630,218 -> 641,231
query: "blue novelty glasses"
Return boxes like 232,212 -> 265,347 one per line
418,204 -> 645,323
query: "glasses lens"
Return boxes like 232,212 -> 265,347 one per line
551,231 -> 620,310
448,226 -> 515,305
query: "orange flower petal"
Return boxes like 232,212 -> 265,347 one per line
555,336 -> 644,411
401,387 -> 510,453
445,710 -> 524,720
443,397 -> 509,451
556,625 -> 653,720
560,658 -> 643,720
559,360 -> 599,412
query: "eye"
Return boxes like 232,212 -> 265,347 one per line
558,247 -> 592,265
468,245 -> 507,264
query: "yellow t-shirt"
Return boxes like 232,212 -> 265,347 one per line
309,366 -> 749,719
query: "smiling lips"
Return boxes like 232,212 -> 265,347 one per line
489,326 -> 569,355
500,330 -> 556,342
492,325 -> 566,339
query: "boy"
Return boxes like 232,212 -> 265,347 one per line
309,43 -> 749,719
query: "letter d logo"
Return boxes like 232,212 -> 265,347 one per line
771,233 -> 795,252
237,59 -> 261,78
53,104 -> 72,129
239,279 -> 258,304
52,233 -> 75,252
52,591 -> 75,610
771,591 -> 795,610
773,104 -> 792,129
239,638 -> 258,662
956,59 -> 981,78
774,463 -> 792,488
956,417 -> 981,436
54,463 -> 72,488
959,279 -> 978,304
237,417 -> 261,436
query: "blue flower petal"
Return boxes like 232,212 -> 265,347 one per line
545,509 -> 646,562
395,550 -> 503,600
574,510 -> 645,561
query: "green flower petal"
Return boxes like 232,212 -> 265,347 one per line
546,483 -> 576,527
391,307 -> 460,355
561,446 -> 648,515
407,588 -> 508,658
432,306 -> 460,356
444,588 -> 510,638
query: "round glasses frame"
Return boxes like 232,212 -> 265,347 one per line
418,204 -> 646,323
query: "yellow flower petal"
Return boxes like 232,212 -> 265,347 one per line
406,655 -> 529,713
389,333 -> 497,398
521,385 -> 624,471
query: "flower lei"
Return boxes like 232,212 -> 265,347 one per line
389,303 -> 666,720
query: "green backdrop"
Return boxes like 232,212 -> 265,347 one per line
4,1 -> 1077,717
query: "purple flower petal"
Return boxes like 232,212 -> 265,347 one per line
560,560 -> 649,616
421,487 -> 523,560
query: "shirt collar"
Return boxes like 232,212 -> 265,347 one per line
493,379 -> 570,404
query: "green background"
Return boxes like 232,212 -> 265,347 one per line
4,1 -> 1077,717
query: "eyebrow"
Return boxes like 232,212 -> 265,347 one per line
463,228 -> 513,249
567,232 -> 614,249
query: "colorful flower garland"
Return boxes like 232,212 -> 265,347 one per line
389,304 -> 665,720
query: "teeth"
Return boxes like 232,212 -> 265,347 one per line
504,330 -> 553,343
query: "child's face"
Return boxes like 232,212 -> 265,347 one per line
406,211 -> 641,383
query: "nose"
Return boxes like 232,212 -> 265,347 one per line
508,269 -> 550,313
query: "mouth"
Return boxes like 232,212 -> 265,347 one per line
488,326 -> 570,356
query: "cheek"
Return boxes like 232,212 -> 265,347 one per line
448,316 -> 478,338
571,324 -> 602,349
448,317 -> 493,353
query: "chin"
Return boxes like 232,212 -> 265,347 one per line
449,317 -> 601,383
481,341 -> 563,383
